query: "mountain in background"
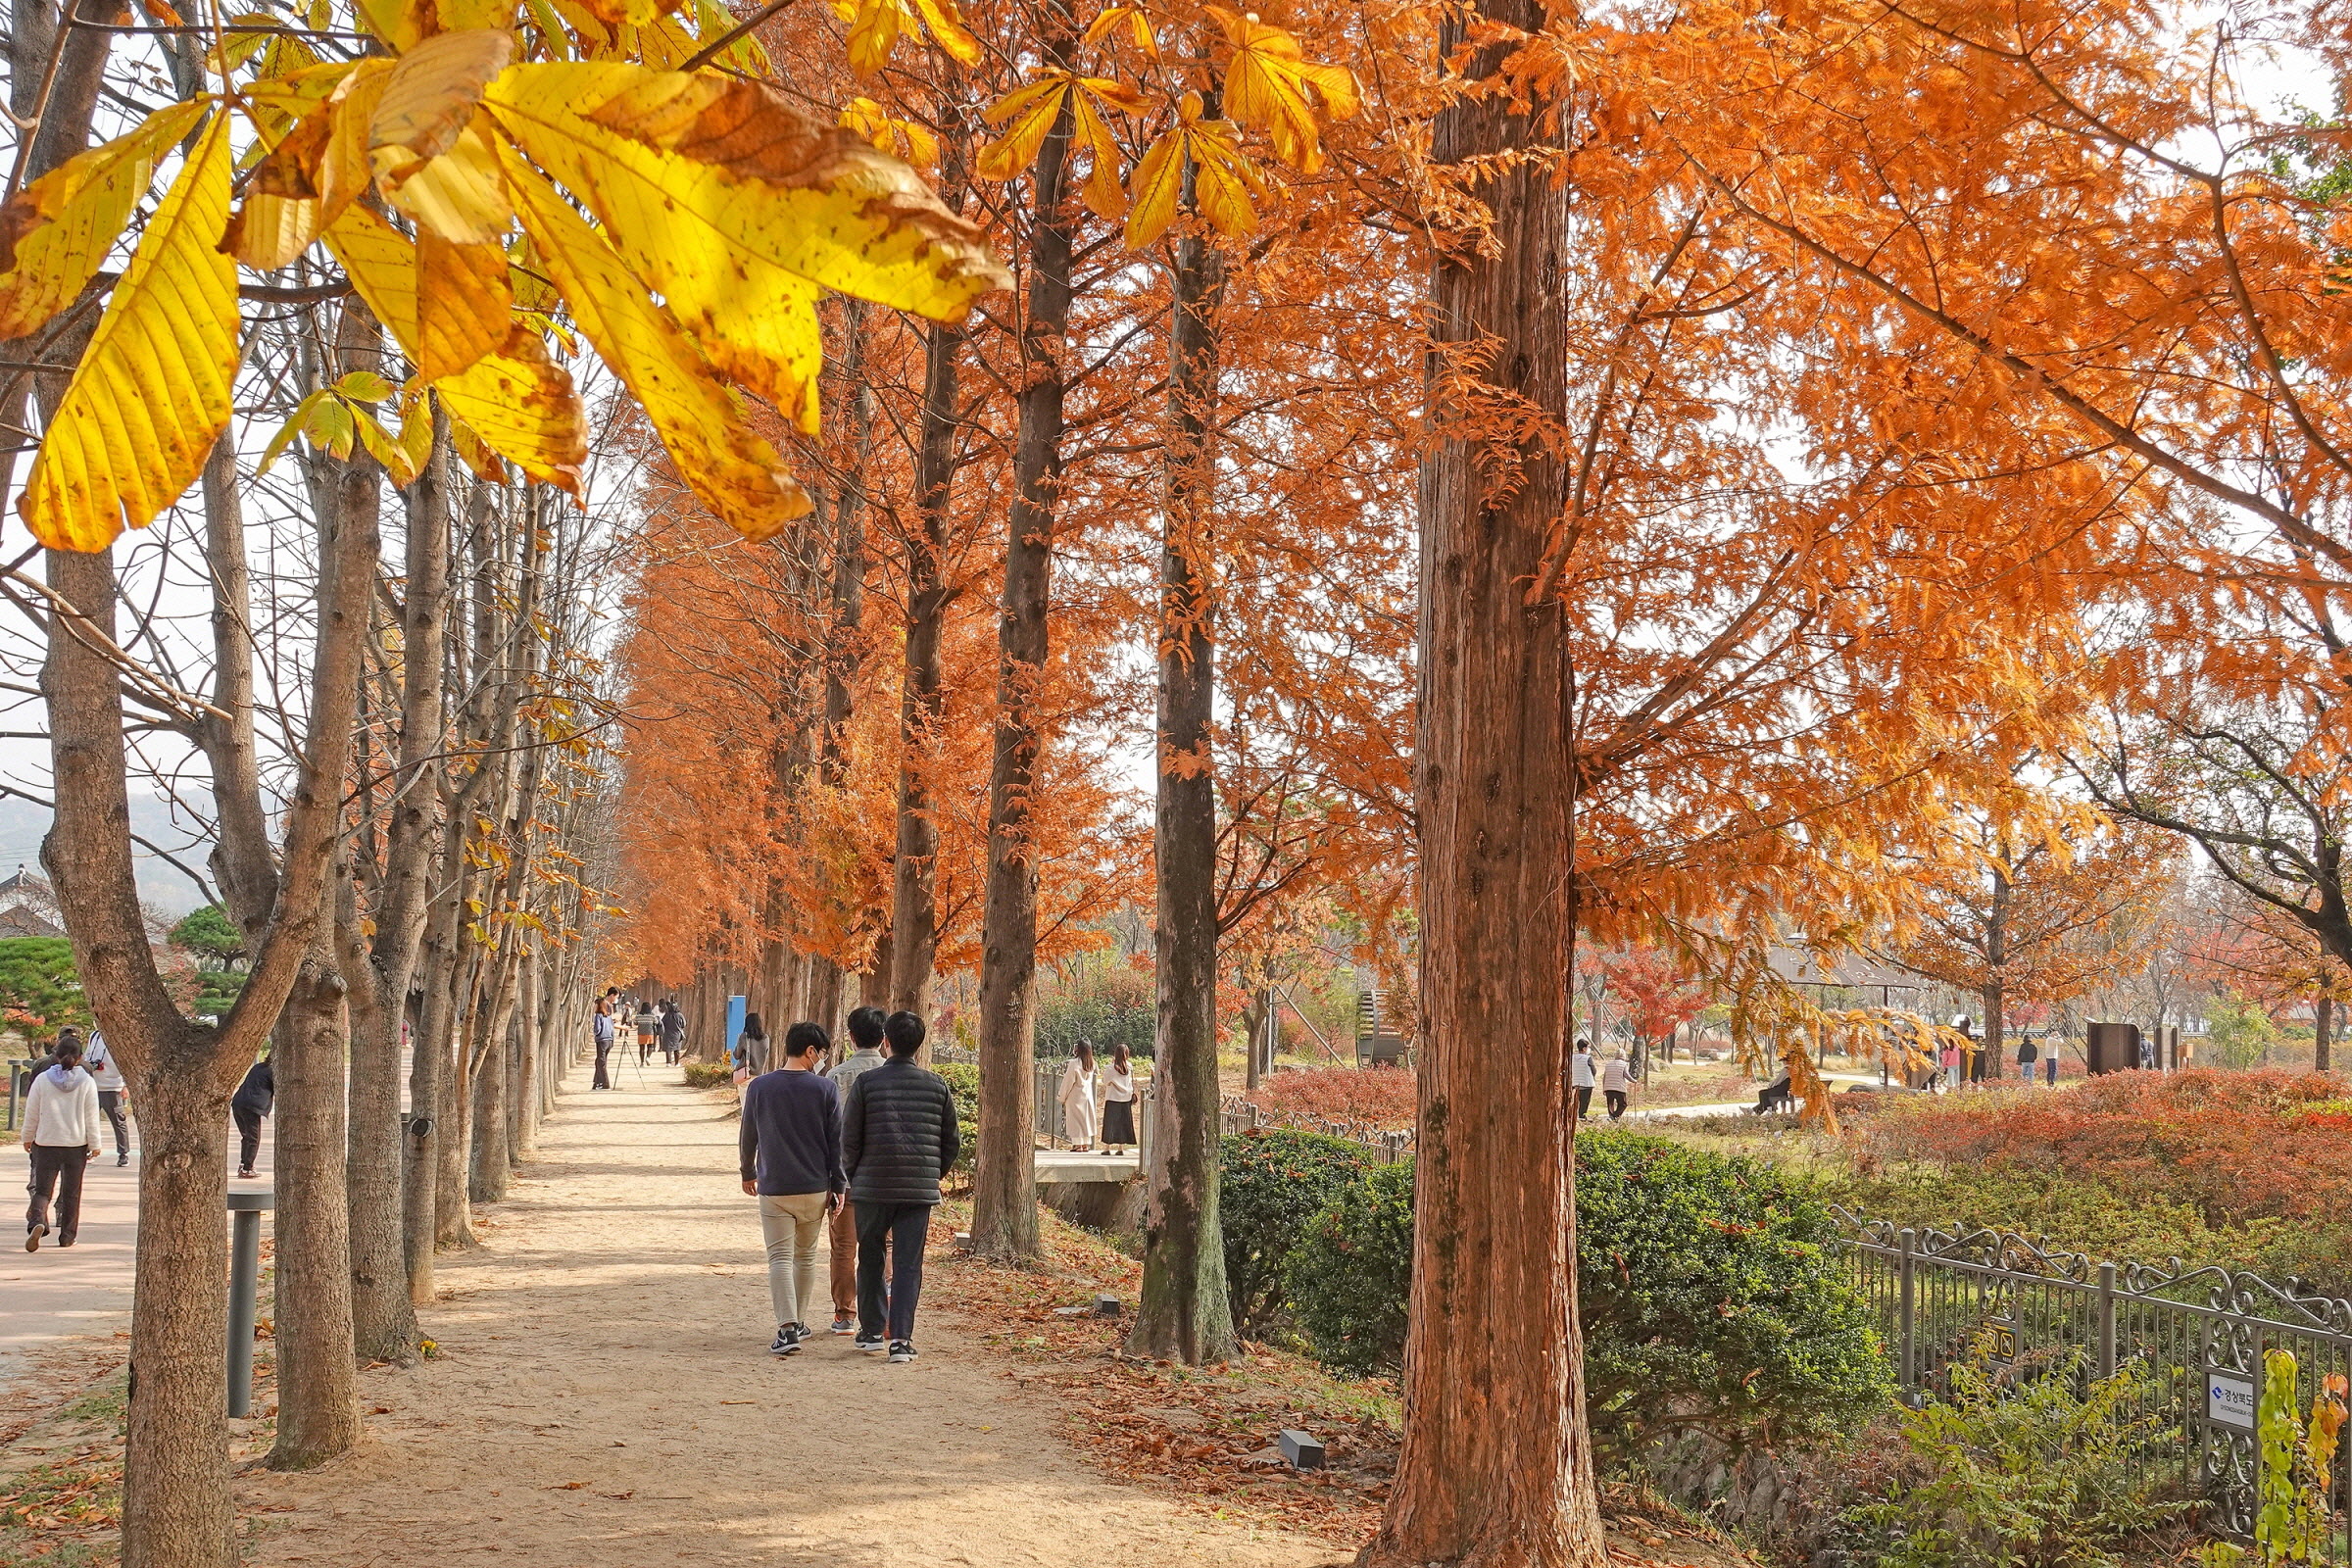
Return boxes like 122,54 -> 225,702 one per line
0,790 -> 218,917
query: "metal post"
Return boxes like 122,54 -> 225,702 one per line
226,1188 -> 273,1417
2096,1259 -> 2117,1380
1897,1227 -> 1918,1392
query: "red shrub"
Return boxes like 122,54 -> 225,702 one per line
1860,1069 -> 2352,1228
1249,1065 -> 1419,1131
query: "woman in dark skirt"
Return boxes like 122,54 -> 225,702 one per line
1101,1042 -> 1138,1151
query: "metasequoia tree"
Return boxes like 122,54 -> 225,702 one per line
1879,797 -> 2174,1053
1356,0 -> 1609,1555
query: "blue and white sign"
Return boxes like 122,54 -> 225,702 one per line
2206,1372 -> 2256,1430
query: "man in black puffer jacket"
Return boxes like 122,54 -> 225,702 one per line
841,1011 -> 960,1362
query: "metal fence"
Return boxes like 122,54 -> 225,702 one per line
1837,1211 -> 2352,1551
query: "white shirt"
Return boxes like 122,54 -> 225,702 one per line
23,1064 -> 102,1152
1601,1057 -> 1632,1093
83,1032 -> 124,1092
1059,1062 -> 1097,1104
1571,1052 -> 1596,1088
1103,1064 -> 1135,1102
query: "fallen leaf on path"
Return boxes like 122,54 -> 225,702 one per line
546,1481 -> 585,1490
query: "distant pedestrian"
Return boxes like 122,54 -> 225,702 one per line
22,1038 -> 101,1251
740,1022 -> 845,1357
1571,1039 -> 1595,1120
2016,1033 -> 2038,1085
231,1054 -> 273,1179
1937,1038 -> 1960,1091
841,1010 -> 960,1364
1058,1040 -> 1099,1152
81,1029 -> 129,1166
1600,1053 -> 1633,1120
591,1002 -> 615,1089
634,1000 -> 659,1065
2043,1043 -> 2060,1087
733,1013 -> 769,1085
1102,1044 -> 1138,1152
660,1001 -> 686,1064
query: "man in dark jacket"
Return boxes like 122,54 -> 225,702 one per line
840,1010 -> 959,1362
739,1022 -> 844,1356
231,1054 -> 273,1179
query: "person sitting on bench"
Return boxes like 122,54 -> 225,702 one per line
1751,1070 -> 1794,1115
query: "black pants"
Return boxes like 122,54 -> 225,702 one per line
856,1200 -> 932,1344
1604,1090 -> 1628,1119
232,1106 -> 263,1171
1574,1085 -> 1592,1119
26,1146 -> 89,1241
97,1090 -> 128,1157
592,1043 -> 612,1089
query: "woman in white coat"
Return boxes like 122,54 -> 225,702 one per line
1057,1040 -> 1100,1152
22,1036 -> 102,1251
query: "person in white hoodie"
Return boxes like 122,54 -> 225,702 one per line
22,1037 -> 102,1251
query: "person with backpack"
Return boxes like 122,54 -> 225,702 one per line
739,1022 -> 845,1356
231,1054 -> 273,1179
591,1000 -> 616,1089
22,1036 -> 102,1250
82,1028 -> 129,1166
840,1011 -> 960,1363
634,999 -> 660,1065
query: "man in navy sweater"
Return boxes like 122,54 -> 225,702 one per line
739,1022 -> 844,1355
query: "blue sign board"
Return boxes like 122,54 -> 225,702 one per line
724,995 -> 747,1068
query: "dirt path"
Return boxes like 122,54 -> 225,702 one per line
239,1056 -> 1341,1568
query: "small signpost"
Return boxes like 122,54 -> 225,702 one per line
2205,1371 -> 2257,1431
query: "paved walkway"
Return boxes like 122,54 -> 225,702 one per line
0,1104 -> 273,1394
237,1054 -> 1338,1568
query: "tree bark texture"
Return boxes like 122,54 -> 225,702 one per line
269,951 -> 361,1469
1129,160 -> 1238,1366
973,35 -> 1077,1261
2317,995 -> 2331,1075
1360,2 -> 1606,1559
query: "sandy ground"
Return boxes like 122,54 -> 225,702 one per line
0,1099 -> 274,1396
239,1055 -> 1343,1568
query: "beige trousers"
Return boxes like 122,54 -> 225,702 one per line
760,1192 -> 830,1329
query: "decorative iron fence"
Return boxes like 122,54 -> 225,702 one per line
1836,1210 -> 2352,1552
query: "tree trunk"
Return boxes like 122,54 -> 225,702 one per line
1129,147 -> 1238,1366
269,951 -> 361,1469
1360,0 -> 1605,1557
469,952 -> 522,1202
347,414 -> 452,1360
972,36 -> 1077,1260
1981,982 -> 2005,1082
2316,995 -> 2331,1075
404,880 -> 464,1298
889,315 -> 961,1017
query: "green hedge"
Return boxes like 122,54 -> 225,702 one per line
1274,1130 -> 1894,1458
934,1060 -> 980,1172
1219,1130 -> 1375,1336
680,1061 -> 733,1090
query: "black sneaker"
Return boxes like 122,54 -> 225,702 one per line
768,1327 -> 798,1356
887,1340 -> 916,1364
854,1334 -> 886,1353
